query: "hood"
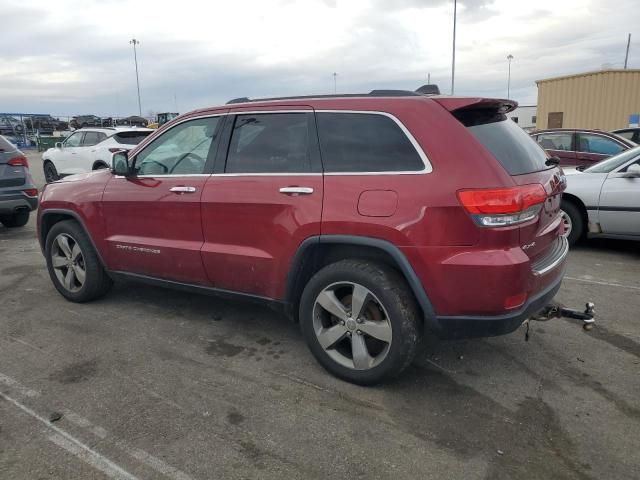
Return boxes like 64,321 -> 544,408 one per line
57,170 -> 108,183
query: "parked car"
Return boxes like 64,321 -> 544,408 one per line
0,116 -> 24,136
611,127 -> 640,144
0,135 -> 38,227
115,115 -> 149,127
531,128 -> 635,168
560,146 -> 640,245
69,115 -> 109,129
42,127 -> 153,182
26,115 -> 57,134
38,89 -> 568,384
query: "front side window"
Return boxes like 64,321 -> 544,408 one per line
225,113 -> 311,173
585,146 -> 640,173
65,132 -> 84,147
134,116 -> 221,175
536,133 -> 572,151
316,112 -> 424,172
578,134 -> 624,155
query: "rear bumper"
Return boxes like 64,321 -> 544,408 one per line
0,193 -> 38,214
433,270 -> 564,339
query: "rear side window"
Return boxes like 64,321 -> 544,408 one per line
82,132 -> 106,146
225,113 -> 311,173
114,131 -> 153,145
458,109 -> 550,175
316,112 -> 424,172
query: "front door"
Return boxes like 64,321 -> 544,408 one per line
102,114 -> 226,283
56,131 -> 85,175
575,132 -> 626,168
200,108 -> 323,299
598,159 -> 640,236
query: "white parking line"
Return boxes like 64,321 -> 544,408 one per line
0,372 -> 39,398
0,391 -> 138,480
564,276 -> 640,291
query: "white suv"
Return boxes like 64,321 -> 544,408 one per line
42,127 -> 153,182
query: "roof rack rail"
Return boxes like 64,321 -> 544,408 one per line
226,84 -> 441,104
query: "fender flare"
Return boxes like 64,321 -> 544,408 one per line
285,235 -> 438,329
39,208 -> 107,267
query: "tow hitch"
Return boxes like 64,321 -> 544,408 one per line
524,302 -> 595,340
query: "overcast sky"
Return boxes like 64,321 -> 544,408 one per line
1,0 -> 638,118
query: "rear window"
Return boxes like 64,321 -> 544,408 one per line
457,109 -> 550,175
114,131 -> 153,145
316,112 -> 424,172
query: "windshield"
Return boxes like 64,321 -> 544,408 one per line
585,146 -> 640,173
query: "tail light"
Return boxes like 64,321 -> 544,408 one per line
8,156 -> 29,168
23,188 -> 38,197
457,184 -> 546,227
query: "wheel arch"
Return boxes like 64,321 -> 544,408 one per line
285,235 -> 437,330
92,160 -> 109,170
561,193 -> 589,226
39,209 -> 106,267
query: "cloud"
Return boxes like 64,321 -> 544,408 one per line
0,0 -> 638,117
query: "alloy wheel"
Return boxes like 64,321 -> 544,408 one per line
312,282 -> 392,371
560,209 -> 572,238
51,233 -> 86,293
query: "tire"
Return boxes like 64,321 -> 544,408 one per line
0,210 -> 29,228
299,259 -> 421,385
81,123 -> 88,129
560,200 -> 584,246
44,161 -> 59,183
45,220 -> 112,302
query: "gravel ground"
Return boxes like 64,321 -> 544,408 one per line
0,152 -> 638,479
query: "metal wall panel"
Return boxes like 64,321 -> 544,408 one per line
536,70 -> 640,130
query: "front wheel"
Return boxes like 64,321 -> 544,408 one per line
44,161 -> 59,183
299,259 -> 420,385
45,220 -> 112,302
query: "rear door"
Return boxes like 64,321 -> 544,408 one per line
74,130 -> 107,172
533,131 -> 577,166
200,107 -> 323,299
576,132 -> 626,168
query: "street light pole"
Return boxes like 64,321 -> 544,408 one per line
130,39 -> 142,116
451,0 -> 457,94
507,54 -> 514,99
332,72 -> 337,94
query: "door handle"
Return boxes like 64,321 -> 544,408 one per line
169,186 -> 197,193
279,187 -> 314,195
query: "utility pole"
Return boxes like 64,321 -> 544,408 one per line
332,72 -> 337,94
624,33 -> 631,69
427,72 -> 431,84
451,0 -> 457,94
129,39 -> 142,116
507,54 -> 514,99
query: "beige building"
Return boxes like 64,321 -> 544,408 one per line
536,69 -> 640,130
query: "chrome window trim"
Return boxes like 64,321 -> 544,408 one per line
315,109 -> 432,175
125,108 -> 433,177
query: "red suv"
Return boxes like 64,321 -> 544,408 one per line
38,90 -> 568,384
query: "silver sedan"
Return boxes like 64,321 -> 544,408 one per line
561,146 -> 640,245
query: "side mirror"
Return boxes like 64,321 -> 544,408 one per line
621,163 -> 640,178
576,165 -> 586,172
112,151 -> 132,176
55,142 -> 63,149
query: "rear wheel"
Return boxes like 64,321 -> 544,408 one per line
0,210 -> 30,228
560,200 -> 584,246
300,259 -> 420,385
45,220 -> 112,302
44,161 -> 59,183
